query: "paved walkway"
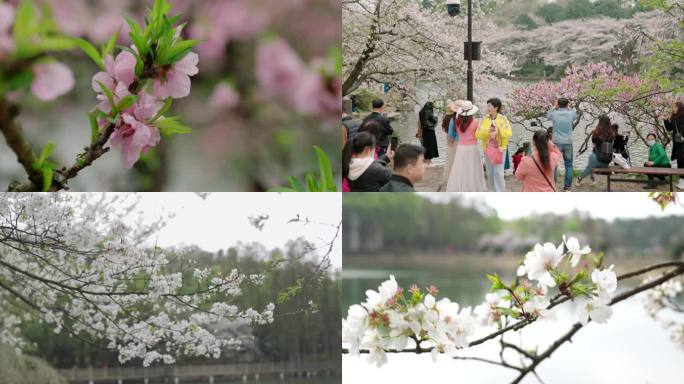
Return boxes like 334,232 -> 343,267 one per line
416,164 -> 680,192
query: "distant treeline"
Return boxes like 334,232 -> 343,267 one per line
343,194 -> 684,258
21,239 -> 339,369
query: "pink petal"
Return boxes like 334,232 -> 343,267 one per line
114,51 -> 137,87
91,71 -> 115,93
175,52 -> 199,76
165,70 -> 191,99
0,3 -> 15,34
31,62 -> 75,101
209,83 -> 240,110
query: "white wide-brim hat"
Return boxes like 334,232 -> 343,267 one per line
459,101 -> 478,116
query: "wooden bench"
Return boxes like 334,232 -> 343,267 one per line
593,167 -> 684,192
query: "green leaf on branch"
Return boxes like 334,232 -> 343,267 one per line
95,81 -> 116,113
37,36 -> 77,52
102,30 -> 119,60
288,177 -> 306,192
487,273 -> 505,291
33,141 -> 55,170
151,98 -> 173,123
88,112 -> 101,145
13,0 -> 39,58
156,116 -> 192,137
117,95 -> 138,111
41,166 -> 53,192
593,252 -> 605,269
73,38 -> 103,69
31,142 -> 57,192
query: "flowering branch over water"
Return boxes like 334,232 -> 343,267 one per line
342,236 -> 684,382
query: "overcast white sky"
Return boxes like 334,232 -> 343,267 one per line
420,193 -> 684,221
127,193 -> 342,269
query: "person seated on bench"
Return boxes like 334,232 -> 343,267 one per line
578,115 -> 615,186
643,132 -> 671,189
612,124 -> 630,163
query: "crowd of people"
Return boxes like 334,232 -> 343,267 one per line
341,96 -> 684,192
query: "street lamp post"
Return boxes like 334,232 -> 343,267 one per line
446,0 -> 478,102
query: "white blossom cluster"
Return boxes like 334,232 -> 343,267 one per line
640,276 -> 684,351
0,193 -> 274,366
342,275 -> 479,366
343,236 -> 619,367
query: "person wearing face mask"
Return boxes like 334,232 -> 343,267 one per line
380,144 -> 426,192
343,132 -> 394,192
643,132 -> 671,189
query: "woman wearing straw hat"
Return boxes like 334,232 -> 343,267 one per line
446,101 -> 487,192
443,100 -> 464,183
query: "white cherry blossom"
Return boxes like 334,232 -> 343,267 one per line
564,235 -> 592,267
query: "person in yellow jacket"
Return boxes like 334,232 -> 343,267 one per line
476,98 -> 512,192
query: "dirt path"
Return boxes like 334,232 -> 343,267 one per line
416,164 -> 681,192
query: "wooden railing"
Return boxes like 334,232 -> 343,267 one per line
55,361 -> 340,383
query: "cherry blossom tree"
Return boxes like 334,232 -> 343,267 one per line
508,62 -> 683,153
0,193 -> 340,367
342,0 -> 512,98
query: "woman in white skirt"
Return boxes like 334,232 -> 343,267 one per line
443,100 -> 464,184
446,101 -> 487,192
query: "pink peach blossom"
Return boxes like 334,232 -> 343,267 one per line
255,38 -> 307,100
30,62 -> 75,101
209,83 -> 240,110
0,3 -> 15,60
153,52 -> 199,99
109,92 -> 162,169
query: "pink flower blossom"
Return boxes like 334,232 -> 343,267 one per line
256,38 -> 307,100
110,92 -> 162,169
153,52 -> 199,99
30,62 -> 75,101
209,83 -> 240,110
0,3 -> 15,60
92,51 -> 137,92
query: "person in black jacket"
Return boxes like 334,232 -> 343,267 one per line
362,99 -> 394,156
418,102 -> 439,165
577,115 -> 615,186
380,144 -> 426,192
342,132 -> 394,192
665,101 -> 684,190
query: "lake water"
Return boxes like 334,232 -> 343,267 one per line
342,258 -> 684,384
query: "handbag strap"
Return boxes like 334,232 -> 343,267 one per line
531,156 -> 556,192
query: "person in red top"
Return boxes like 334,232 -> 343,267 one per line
512,148 -> 524,174
515,130 -> 562,192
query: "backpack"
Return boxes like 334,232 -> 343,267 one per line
596,140 -> 614,163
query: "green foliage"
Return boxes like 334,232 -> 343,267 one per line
535,3 -> 566,24
487,273 -> 505,291
351,88 -> 380,112
535,0 -> 641,24
155,117 -> 192,138
31,142 -> 56,192
513,13 -> 538,30
124,0 -> 197,67
345,193 -> 684,257
270,147 -> 337,192
343,193 -> 502,254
